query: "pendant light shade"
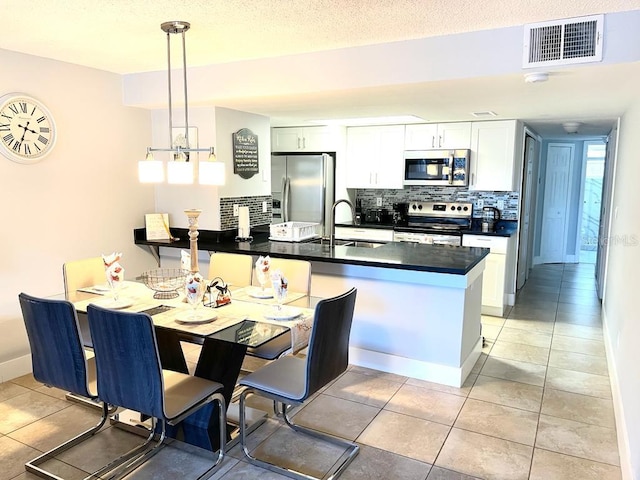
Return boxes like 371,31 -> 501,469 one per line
139,21 -> 224,186
138,150 -> 165,183
199,148 -> 225,185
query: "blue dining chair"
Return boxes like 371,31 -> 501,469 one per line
18,292 -> 110,480
238,287 -> 359,480
87,304 -> 228,480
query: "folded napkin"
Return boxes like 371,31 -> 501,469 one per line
270,269 -> 288,298
255,255 -> 270,274
102,252 -> 124,287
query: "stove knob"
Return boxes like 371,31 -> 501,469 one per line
411,204 -> 417,210
417,204 -> 423,210
450,206 -> 455,211
463,206 -> 469,211
457,206 -> 462,211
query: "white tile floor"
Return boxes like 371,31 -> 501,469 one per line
0,263 -> 621,479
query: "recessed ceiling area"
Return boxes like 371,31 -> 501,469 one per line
1,0 -> 638,138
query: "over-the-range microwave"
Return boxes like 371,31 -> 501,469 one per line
403,149 -> 470,186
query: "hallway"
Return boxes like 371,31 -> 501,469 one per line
0,263 -> 620,479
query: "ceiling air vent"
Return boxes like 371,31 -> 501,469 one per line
523,14 -> 603,68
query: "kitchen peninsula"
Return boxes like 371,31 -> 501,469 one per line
135,229 -> 488,387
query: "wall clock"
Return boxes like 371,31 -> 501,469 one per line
0,93 -> 57,164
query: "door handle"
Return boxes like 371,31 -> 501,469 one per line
283,177 -> 291,222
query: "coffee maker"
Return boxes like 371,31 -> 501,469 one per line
392,202 -> 409,226
481,207 -> 500,232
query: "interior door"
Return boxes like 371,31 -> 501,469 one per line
540,143 -> 574,263
517,134 -> 538,288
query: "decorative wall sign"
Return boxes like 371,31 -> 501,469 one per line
233,128 -> 259,179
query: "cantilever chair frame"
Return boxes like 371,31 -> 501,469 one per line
18,292 -> 111,480
87,304 -> 227,480
238,287 -> 359,480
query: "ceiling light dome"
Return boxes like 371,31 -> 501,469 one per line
562,122 -> 581,133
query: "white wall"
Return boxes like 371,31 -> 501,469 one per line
602,97 -> 640,480
0,49 -> 156,381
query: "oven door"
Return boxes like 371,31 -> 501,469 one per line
403,150 -> 469,186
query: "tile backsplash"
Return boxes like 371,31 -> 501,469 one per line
356,186 -> 519,220
220,195 -> 272,230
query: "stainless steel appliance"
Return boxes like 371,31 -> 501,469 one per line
271,153 -> 335,236
403,149 -> 470,186
393,201 -> 473,246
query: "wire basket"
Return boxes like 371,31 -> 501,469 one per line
141,268 -> 189,299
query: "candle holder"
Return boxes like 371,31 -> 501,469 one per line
184,208 -> 201,274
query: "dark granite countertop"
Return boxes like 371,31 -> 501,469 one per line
134,228 -> 489,275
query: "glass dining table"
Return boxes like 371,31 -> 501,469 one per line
64,281 -> 320,451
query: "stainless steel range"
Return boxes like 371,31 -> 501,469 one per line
393,201 -> 473,246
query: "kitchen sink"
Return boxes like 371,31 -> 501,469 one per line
308,238 -> 384,248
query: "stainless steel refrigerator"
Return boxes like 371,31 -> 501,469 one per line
271,153 -> 335,237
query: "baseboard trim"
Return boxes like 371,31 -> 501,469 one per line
349,338 -> 482,388
0,354 -> 32,383
602,310 -> 633,480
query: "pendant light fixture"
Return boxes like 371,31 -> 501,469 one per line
138,21 -> 225,185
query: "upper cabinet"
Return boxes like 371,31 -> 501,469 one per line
404,123 -> 472,150
271,126 -> 338,152
346,125 -> 405,189
469,120 -> 524,192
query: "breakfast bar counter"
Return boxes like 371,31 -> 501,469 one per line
134,229 -> 488,386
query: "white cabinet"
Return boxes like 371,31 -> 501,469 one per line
335,227 -> 394,242
404,123 -> 471,150
469,120 -> 524,191
271,126 -> 337,152
463,234 -> 509,316
346,125 -> 405,189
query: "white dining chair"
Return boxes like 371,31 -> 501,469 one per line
252,257 -> 311,295
63,257 -> 105,296
208,252 -> 253,288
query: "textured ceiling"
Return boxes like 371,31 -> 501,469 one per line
2,0 -> 639,135
2,0 -> 637,74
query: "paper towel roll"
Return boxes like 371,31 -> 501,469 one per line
238,206 -> 250,238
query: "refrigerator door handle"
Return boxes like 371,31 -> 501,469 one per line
283,177 -> 290,222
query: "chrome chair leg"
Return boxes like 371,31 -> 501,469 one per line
26,402 -> 110,480
240,389 -> 359,480
90,393 -> 227,480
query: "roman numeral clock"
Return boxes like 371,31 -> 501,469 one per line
0,93 -> 56,164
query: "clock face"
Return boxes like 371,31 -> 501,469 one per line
0,93 -> 56,164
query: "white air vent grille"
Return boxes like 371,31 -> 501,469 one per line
523,14 -> 603,68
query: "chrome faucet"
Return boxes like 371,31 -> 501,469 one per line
329,199 -> 356,248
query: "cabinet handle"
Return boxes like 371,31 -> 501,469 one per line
302,137 -> 306,149
439,135 -> 443,148
431,136 -> 435,148
297,137 -> 301,149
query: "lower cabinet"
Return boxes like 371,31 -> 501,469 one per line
462,234 -> 509,317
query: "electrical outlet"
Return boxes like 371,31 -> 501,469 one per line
497,199 -> 505,210
476,198 -> 484,209
376,197 -> 383,207
233,204 -> 239,216
262,201 -> 268,213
